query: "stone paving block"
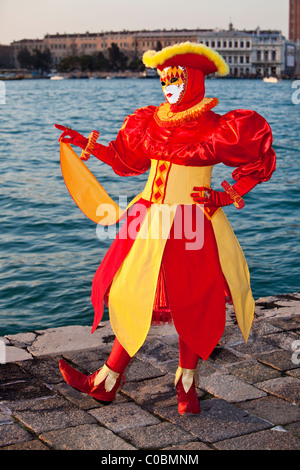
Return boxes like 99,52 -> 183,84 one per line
158,333 -> 179,348
5,332 -> 37,348
227,360 -> 281,384
0,379 -> 55,402
123,375 -> 179,411
7,396 -> 96,434
287,369 -> 300,379
18,356 -> 63,384
147,324 -> 177,339
1,439 -> 49,450
250,321 -> 283,336
219,325 -> 244,346
262,331 -> 299,351
163,441 -> 212,451
205,347 -> 242,366
89,402 -> 160,432
154,359 -> 179,375
0,423 -> 33,448
2,345 -> 33,363
123,374 -> 206,412
198,372 -> 267,403
136,338 -> 178,365
62,347 -> 110,374
231,339 -> 279,357
236,396 -> 300,426
125,357 -> 166,383
0,362 -> 30,384
27,325 -> 113,357
119,421 -> 197,450
269,316 -> 300,331
214,428 -> 300,450
50,381 -> 121,410
197,360 -> 219,378
255,349 -> 300,372
256,377 -> 300,404
156,399 -> 271,443
284,421 -> 300,435
0,408 -> 13,425
40,423 -> 136,450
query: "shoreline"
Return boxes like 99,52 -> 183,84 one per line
0,292 -> 299,450
1,70 -> 299,80
1,292 -> 300,362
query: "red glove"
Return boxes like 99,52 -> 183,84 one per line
191,187 -> 233,207
191,176 -> 258,209
55,124 -> 88,150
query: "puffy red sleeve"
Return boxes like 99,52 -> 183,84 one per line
92,106 -> 155,176
213,109 -> 276,184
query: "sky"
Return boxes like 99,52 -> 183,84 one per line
0,0 -> 290,45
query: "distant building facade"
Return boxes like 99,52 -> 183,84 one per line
198,26 -> 296,78
12,38 -> 44,66
289,0 -> 300,75
251,29 -> 296,78
10,27 -> 297,77
289,0 -> 300,42
198,27 -> 253,77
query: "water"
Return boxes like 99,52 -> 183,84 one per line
0,77 -> 299,336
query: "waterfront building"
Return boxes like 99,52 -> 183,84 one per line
198,26 -> 296,78
289,0 -> 300,75
43,31 -> 139,65
10,27 -> 297,78
251,29 -> 295,78
11,29 -> 212,68
135,29 -> 212,56
12,38 -> 44,66
289,0 -> 300,42
198,27 -> 253,77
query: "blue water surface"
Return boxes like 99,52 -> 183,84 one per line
0,77 -> 299,335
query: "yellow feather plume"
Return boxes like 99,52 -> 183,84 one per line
143,41 -> 229,76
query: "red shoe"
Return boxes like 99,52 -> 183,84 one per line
174,367 -> 201,415
59,359 -> 125,404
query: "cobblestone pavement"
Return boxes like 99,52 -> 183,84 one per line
0,293 -> 299,451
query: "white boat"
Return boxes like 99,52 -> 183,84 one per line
263,77 -> 278,83
142,68 -> 159,78
50,75 -> 64,80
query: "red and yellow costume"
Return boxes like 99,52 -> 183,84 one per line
57,42 -> 276,415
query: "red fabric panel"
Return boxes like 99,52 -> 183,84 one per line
152,265 -> 172,325
162,205 -> 226,361
179,336 -> 199,369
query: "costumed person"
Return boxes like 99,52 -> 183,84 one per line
56,42 -> 276,415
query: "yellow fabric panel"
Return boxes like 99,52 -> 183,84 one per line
164,163 -> 213,205
60,142 -> 142,225
142,160 -> 213,205
108,204 -> 176,357
211,209 -> 255,342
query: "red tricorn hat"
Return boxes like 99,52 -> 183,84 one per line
143,41 -> 229,76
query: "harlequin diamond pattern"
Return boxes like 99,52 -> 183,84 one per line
151,161 -> 171,203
